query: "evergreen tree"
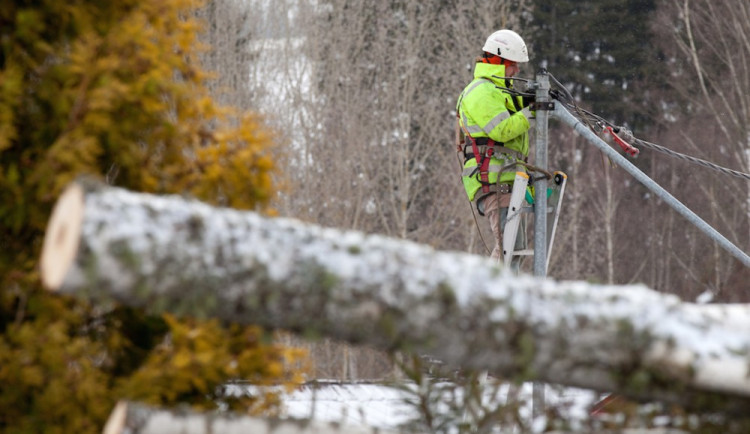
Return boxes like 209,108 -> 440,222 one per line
529,0 -> 664,129
0,1 -> 305,432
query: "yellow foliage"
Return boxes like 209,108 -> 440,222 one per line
117,315 -> 307,414
190,113 -> 275,208
0,0 -> 305,432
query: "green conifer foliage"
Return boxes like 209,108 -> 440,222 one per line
530,0 -> 664,129
0,1 -> 305,432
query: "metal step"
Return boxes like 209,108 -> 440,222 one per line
511,249 -> 534,256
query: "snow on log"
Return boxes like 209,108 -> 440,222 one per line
102,401 -> 396,434
41,180 -> 750,411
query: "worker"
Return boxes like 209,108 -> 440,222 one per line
456,29 -> 535,269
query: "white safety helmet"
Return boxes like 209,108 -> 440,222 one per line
482,29 -> 529,63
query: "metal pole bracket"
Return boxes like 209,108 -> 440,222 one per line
532,101 -> 555,111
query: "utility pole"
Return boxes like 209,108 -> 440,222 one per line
533,70 -> 550,277
531,69 -> 551,417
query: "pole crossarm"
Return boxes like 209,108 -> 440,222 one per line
552,104 -> 750,268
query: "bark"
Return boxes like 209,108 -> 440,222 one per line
102,401 -> 396,434
42,180 -> 750,412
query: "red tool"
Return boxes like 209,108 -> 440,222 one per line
604,126 -> 639,157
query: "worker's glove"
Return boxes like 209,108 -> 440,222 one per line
522,94 -> 536,108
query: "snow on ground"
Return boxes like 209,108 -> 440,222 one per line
281,381 -> 414,429
226,380 -> 599,432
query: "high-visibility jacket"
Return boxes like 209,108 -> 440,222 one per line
457,62 -> 532,201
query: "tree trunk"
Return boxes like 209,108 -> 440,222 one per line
42,180 -> 750,412
103,401 -> 394,434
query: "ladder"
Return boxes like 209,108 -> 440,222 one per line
502,170 -> 567,271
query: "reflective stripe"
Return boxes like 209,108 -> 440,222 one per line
463,112 -> 483,135
482,110 -> 511,134
465,79 -> 491,95
458,79 -> 494,135
458,78 -> 512,136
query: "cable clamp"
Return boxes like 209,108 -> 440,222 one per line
532,101 -> 555,111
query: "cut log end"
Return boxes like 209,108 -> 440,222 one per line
41,183 -> 84,291
102,401 -> 127,434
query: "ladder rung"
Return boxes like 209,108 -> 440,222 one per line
511,249 -> 534,256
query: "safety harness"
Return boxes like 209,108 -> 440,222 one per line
456,78 -> 526,196
472,137 -> 494,195
462,137 -> 526,193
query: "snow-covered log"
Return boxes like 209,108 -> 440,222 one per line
102,401 -> 397,434
41,180 -> 750,411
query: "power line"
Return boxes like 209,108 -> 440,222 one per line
629,138 -> 750,182
547,74 -> 750,182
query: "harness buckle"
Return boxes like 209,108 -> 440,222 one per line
496,183 -> 512,194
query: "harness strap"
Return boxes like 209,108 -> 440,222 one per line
456,77 -> 522,195
475,138 -> 495,194
463,138 -> 525,162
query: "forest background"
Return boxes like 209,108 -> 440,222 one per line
236,0 -> 748,299
1,0 -> 749,432
202,0 -> 750,383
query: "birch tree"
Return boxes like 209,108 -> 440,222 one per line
102,401 -> 393,434
40,180 -> 750,414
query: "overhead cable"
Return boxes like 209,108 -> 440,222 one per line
547,73 -> 750,182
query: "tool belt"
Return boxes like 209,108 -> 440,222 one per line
476,183 -> 513,216
463,137 -> 526,162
